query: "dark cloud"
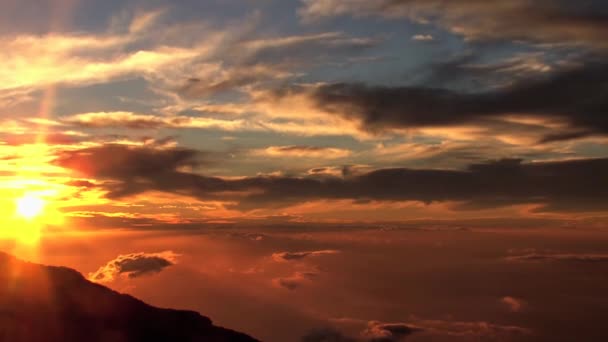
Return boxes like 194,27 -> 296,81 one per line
89,251 -> 178,282
54,144 -> 205,198
295,1 -> 608,144
272,250 -> 340,262
226,157 -> 608,213
300,0 -> 608,48
54,144 -> 608,212
286,60 -> 608,142
414,52 -> 561,90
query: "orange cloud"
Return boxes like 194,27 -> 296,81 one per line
254,145 -> 351,159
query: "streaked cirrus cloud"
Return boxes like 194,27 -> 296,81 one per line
254,146 -> 351,159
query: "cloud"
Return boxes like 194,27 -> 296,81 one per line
0,11 -> 264,99
54,144 -> 200,186
89,251 -> 178,283
128,9 -> 165,34
0,6 -> 379,117
178,65 -> 292,98
176,83 -> 374,139
65,180 -> 97,189
60,108 -> 363,137
62,112 -> 178,129
254,146 -> 351,159
507,252 -> 608,263
274,59 -> 608,142
235,31 -> 380,66
62,112 -> 247,131
54,144 -> 608,213
272,250 -> 340,262
361,321 -> 419,341
412,318 -> 531,338
307,165 -> 373,178
299,0 -> 608,48
411,34 -> 433,41
301,321 -> 418,342
272,271 -> 318,290
501,296 -> 526,312
312,317 -> 530,341
417,52 -> 556,90
172,31 -> 379,99
0,32 -> 200,92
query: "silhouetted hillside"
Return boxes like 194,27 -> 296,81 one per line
0,252 -> 258,342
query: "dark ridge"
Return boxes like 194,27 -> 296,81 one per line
0,252 -> 259,342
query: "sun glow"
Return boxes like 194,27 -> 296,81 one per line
0,188 -> 65,246
16,194 -> 46,220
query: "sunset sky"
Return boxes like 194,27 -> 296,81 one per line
1,1 -> 608,341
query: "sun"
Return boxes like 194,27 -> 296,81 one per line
15,194 -> 46,220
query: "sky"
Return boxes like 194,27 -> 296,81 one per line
1,0 -> 608,341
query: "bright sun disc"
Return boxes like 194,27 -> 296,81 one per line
16,195 -> 46,219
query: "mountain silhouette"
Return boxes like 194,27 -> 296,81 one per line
0,252 -> 258,342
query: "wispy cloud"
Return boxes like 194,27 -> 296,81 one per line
62,112 -> 247,131
254,146 -> 351,159
501,296 -> 527,312
412,34 -> 434,41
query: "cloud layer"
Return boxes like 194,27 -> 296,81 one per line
55,144 -> 608,213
